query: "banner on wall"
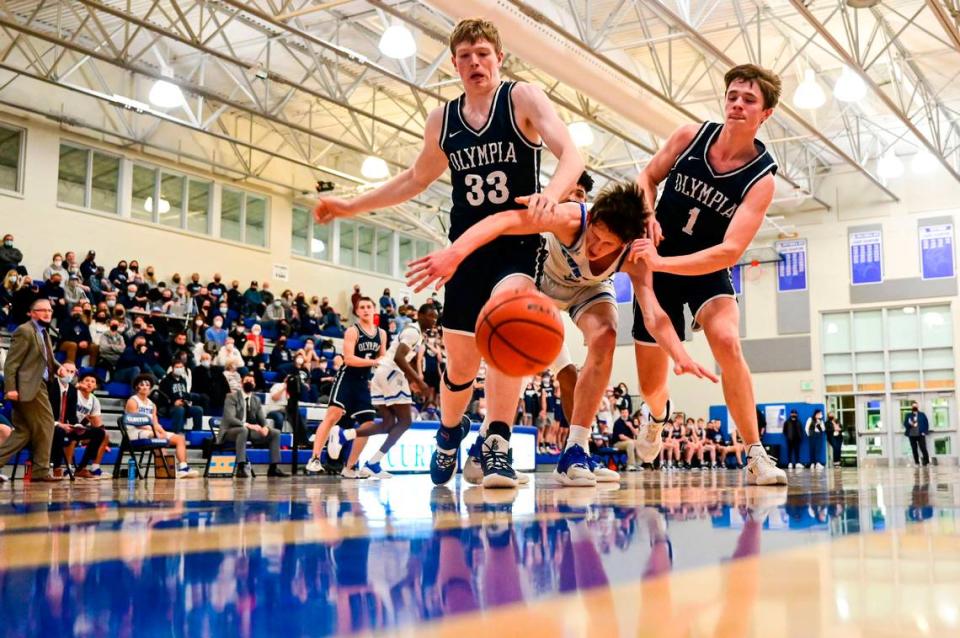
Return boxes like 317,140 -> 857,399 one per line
919,223 -> 955,280
849,230 -> 883,285
730,264 -> 743,295
271,263 -> 289,281
776,239 -> 807,292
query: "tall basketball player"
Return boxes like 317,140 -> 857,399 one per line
627,64 -> 787,486
313,19 -> 584,488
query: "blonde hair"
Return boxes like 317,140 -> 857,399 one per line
449,18 -> 502,56
724,64 -> 782,109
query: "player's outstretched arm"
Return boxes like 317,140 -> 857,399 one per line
629,174 -> 775,276
405,202 -> 581,292
313,108 -> 449,224
625,261 -> 719,383
637,124 -> 701,245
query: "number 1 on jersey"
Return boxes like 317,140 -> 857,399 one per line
681,207 -> 700,235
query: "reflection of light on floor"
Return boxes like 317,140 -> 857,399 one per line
938,602 -> 958,626
916,613 -> 931,635
836,587 -> 851,621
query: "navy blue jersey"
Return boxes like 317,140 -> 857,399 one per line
341,323 -> 381,383
542,385 -> 556,411
656,121 -> 777,261
439,81 -> 541,243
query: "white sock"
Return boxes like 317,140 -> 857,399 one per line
565,425 -> 591,450
179,463 -> 189,471
370,451 -> 385,464
344,429 -> 357,441
90,464 -> 100,471
653,406 -> 668,422
747,444 -> 765,458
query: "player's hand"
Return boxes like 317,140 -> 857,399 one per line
515,193 -> 557,218
673,356 -> 719,383
312,197 -> 353,225
5,390 -> 18,401
646,216 -> 664,246
413,379 -> 430,395
406,248 -> 463,293
628,238 -> 660,266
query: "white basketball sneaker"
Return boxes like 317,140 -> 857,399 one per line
745,445 -> 788,486
637,401 -> 671,464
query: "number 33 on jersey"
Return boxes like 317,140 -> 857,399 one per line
440,81 -> 542,241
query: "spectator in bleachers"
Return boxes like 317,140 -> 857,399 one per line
263,297 -> 286,326
120,282 -> 141,310
187,315 -> 206,344
245,324 -> 265,355
10,276 -> 38,325
97,318 -> 125,371
242,281 -> 262,316
227,279 -> 243,313
157,361 -> 204,433
228,320 -> 248,347
215,338 -> 244,370
143,266 -> 159,290
64,274 -> 89,309
298,306 -> 321,336
207,273 -> 226,299
128,260 -> 141,279
312,356 -> 335,403
219,372 -> 287,478
115,335 -> 163,384
191,351 -> 227,411
48,363 -> 106,480
350,284 -> 362,315
186,272 -> 202,295
290,355 -> 312,402
40,271 -> 67,322
260,281 -> 274,306
1,270 -> 17,323
204,316 -> 227,347
263,380 -> 289,431
269,334 -> 294,375
88,266 -> 108,301
379,288 -> 396,313
89,309 -> 109,349
168,332 -> 194,368
0,233 -> 23,274
124,374 -> 198,478
42,252 -> 68,284
79,250 -> 97,283
223,362 -> 242,394
241,340 -> 265,389
108,260 -> 128,290
298,338 -> 321,370
58,304 -> 94,365
612,407 -> 641,471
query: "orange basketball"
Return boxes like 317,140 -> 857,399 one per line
475,288 -> 565,377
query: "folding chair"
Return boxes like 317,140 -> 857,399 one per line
111,414 -> 170,479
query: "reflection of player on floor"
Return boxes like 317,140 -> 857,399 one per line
314,19 -> 583,489
409,182 -> 717,487
327,304 -> 439,478
628,64 -> 787,486
305,298 -> 385,478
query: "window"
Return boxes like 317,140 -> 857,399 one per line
357,225 -> 375,271
291,205 -> 332,261
131,163 -> 211,234
57,143 -> 120,213
339,220 -> 356,267
375,228 -> 393,275
0,123 -> 24,192
312,222 -> 330,260
220,188 -> 268,247
398,236 -> 414,270
292,207 -> 309,256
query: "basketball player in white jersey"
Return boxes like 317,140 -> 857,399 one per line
408,182 -> 718,486
628,64 -> 787,486
314,19 -> 584,488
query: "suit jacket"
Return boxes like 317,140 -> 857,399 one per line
219,390 -> 266,440
47,379 -> 79,425
3,321 -> 58,402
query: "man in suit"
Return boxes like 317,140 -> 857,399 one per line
220,372 -> 288,478
48,362 -> 106,480
904,399 -> 930,466
0,298 -> 62,481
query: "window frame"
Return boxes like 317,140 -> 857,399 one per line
0,121 -> 26,196
220,186 -> 270,248
131,161 -> 213,234
56,141 -> 123,215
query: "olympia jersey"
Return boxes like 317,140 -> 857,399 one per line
341,323 -> 382,382
655,121 -> 777,262
440,81 -> 542,244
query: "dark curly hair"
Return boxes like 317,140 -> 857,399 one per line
587,181 -> 649,243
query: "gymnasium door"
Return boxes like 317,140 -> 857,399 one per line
892,394 -> 957,465
854,396 -> 888,466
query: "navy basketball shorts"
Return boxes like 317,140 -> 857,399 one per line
632,269 -> 736,344
327,373 -> 376,424
441,237 -> 538,335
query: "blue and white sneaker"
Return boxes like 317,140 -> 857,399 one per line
463,435 -> 484,485
553,444 -> 597,487
430,416 -> 470,486
327,425 -> 348,461
588,456 -> 621,483
480,434 -> 518,489
364,461 -> 393,479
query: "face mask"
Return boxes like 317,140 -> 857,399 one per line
295,358 -> 304,366
128,291 -> 135,297
214,321 -> 223,328
7,275 -> 16,283
173,276 -> 181,284
110,324 -> 119,332
242,381 -> 256,393
147,271 -> 154,277
274,300 -> 282,306
913,406 -> 919,412
130,265 -> 139,272
174,368 -> 186,377
61,374 -> 74,384
220,306 -> 228,314
53,259 -> 62,267
119,265 -> 127,271
215,277 -> 221,283
3,240 -> 11,247
95,314 -> 106,322
107,299 -> 116,308
200,360 -> 211,368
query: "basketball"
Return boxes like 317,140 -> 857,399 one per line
475,288 -> 565,377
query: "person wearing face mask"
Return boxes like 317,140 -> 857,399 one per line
42,252 -> 68,285
263,296 -> 287,325
269,335 -> 294,375
0,233 -> 23,275
116,336 -> 164,384
58,303 -> 94,365
89,266 -> 107,302
158,362 -> 204,433
47,363 -> 107,479
782,409 -> 804,470
120,283 -> 141,310
207,273 -> 226,298
1,269 -> 18,323
186,272 -> 202,296
904,400 -> 930,466
97,318 -> 126,371
204,316 -> 228,348
246,323 -> 265,354
108,260 -> 129,290
312,357 -> 336,403
64,273 -> 90,309
40,272 -> 68,323
291,354 -> 313,402
805,409 -> 826,469
143,266 -> 158,288
219,373 -> 287,478
79,250 -> 97,283
242,281 -> 262,317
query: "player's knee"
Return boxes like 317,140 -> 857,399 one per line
710,329 -> 743,360
638,375 -> 666,400
588,323 -> 617,352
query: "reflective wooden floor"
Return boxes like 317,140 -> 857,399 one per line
1,467 -> 958,637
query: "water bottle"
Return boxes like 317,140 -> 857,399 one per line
24,460 -> 32,482
128,457 -> 137,486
